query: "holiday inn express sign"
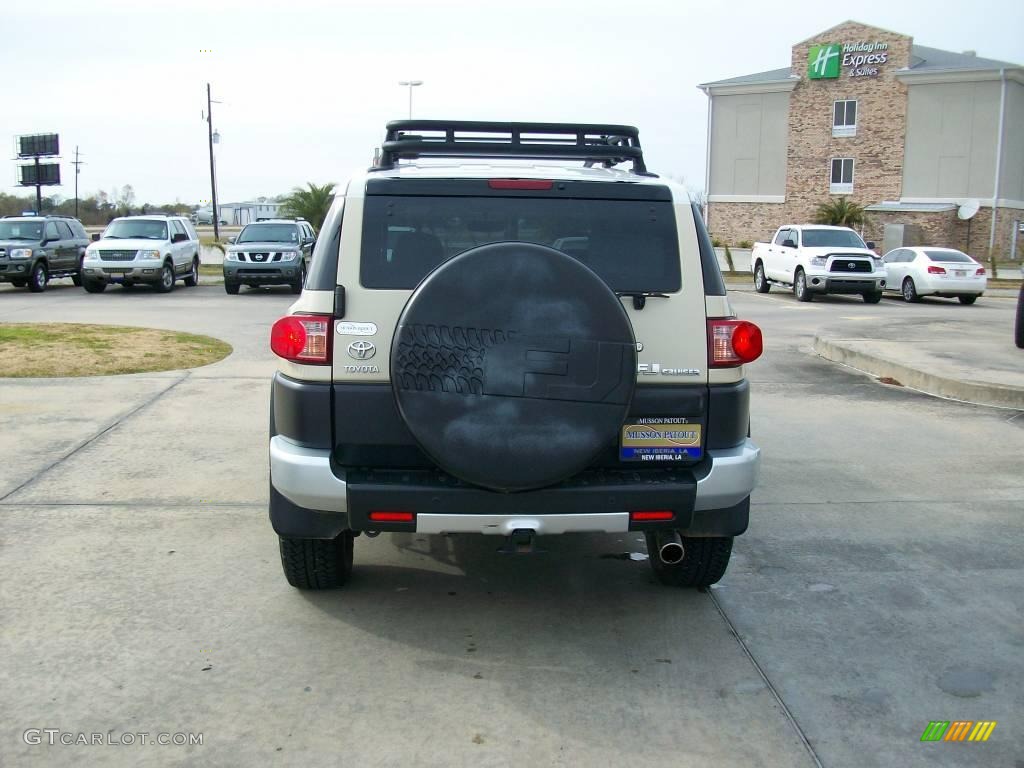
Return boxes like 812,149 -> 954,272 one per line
809,41 -> 889,79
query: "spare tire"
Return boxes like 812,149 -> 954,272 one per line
391,242 -> 637,492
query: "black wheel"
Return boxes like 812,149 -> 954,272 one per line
72,263 -> 83,287
958,295 -> 977,305
753,262 -> 770,293
279,532 -> 354,590
901,276 -> 919,302
863,292 -> 882,304
184,258 -> 199,287
291,262 -> 306,294
645,534 -> 733,588
155,263 -> 175,293
1015,284 -> 1024,349
794,269 -> 812,302
82,278 -> 106,293
28,262 -> 48,293
224,281 -> 239,295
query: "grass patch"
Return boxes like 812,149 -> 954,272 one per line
0,323 -> 232,378
199,264 -> 223,276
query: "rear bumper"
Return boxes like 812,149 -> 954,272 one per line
919,277 -> 986,294
269,435 -> 759,538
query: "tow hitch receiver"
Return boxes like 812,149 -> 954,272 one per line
499,528 -> 544,555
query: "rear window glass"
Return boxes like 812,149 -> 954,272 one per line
360,196 -> 680,292
924,250 -> 973,263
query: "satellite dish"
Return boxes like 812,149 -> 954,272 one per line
958,199 -> 980,220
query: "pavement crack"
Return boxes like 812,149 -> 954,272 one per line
0,374 -> 191,503
707,590 -> 825,768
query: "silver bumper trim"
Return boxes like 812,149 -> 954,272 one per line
270,435 -> 347,512
694,439 -> 760,511
416,513 -> 629,535
269,435 -> 760,518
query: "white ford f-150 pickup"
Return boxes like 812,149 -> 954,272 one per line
750,224 -> 886,302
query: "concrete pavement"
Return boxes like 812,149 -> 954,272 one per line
0,283 -> 1021,766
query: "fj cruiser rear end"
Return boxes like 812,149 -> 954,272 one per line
268,121 -> 762,590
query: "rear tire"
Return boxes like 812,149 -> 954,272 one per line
958,295 -> 977,305
83,278 -> 106,293
224,281 -> 239,295
902,276 -> 919,302
645,534 -> 733,588
753,262 -> 770,293
72,261 -> 83,287
155,262 -> 175,293
863,291 -> 882,304
794,269 -> 812,302
279,532 -> 354,590
183,258 -> 199,287
28,262 -> 48,293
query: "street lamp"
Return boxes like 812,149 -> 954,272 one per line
205,83 -> 223,241
398,80 -> 423,119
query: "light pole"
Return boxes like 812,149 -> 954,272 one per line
206,83 -> 223,241
398,80 -> 423,119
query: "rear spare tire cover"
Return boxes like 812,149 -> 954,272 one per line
391,242 -> 636,492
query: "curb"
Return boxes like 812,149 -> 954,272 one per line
813,336 -> 1024,410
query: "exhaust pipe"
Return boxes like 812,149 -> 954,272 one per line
656,531 -> 684,565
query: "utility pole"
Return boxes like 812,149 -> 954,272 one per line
206,83 -> 220,241
34,157 -> 42,213
72,146 -> 85,219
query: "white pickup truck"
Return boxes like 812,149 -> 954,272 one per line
750,224 -> 886,302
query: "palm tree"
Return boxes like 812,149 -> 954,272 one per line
814,197 -> 867,228
279,182 -> 336,230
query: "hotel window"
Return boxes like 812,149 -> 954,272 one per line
833,100 -> 857,137
830,158 -> 854,194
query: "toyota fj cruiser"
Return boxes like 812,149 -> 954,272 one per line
268,121 -> 763,590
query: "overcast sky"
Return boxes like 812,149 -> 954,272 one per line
4,0 -> 1022,206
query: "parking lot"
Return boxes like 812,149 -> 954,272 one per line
0,281 -> 1020,767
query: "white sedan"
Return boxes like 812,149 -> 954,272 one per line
881,247 -> 987,304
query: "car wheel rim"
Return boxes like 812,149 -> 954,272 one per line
192,263 -> 198,282
163,268 -> 172,288
35,267 -> 45,288
903,280 -> 912,300
755,268 -> 763,288
797,274 -> 804,295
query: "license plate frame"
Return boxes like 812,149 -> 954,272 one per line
620,417 -> 703,463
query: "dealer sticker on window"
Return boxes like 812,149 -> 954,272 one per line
620,417 -> 702,462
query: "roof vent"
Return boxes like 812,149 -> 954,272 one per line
962,50 -> 976,57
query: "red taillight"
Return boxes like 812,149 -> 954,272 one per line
630,511 -> 675,522
708,319 -> 763,368
488,179 -> 554,190
927,265 -> 946,275
368,511 -> 414,523
976,267 -> 986,275
270,315 -> 332,364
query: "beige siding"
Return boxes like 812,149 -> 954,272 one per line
902,81 -> 1001,199
999,81 -> 1024,201
709,92 -> 788,196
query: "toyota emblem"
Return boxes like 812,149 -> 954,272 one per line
347,340 -> 376,360
848,262 -> 856,269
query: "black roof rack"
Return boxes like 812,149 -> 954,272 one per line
373,120 -> 654,176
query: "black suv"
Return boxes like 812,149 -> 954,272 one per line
0,215 -> 90,292
223,219 -> 316,294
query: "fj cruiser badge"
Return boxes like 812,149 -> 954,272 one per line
637,363 -> 701,376
337,321 -> 378,336
347,341 -> 376,360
